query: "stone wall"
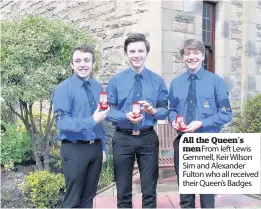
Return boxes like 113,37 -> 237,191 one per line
1,0 -> 162,87
161,0 -> 203,88
214,0 -> 261,131
214,0 -> 244,130
245,1 -> 261,98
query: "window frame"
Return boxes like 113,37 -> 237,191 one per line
202,1 -> 216,73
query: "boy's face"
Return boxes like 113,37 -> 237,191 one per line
126,41 -> 148,71
70,50 -> 95,79
183,48 -> 204,71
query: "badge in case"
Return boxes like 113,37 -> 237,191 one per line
175,115 -> 186,131
132,102 -> 141,119
99,92 -> 108,110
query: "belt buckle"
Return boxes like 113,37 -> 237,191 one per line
90,140 -> 95,144
132,130 -> 140,136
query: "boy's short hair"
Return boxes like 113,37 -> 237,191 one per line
124,33 -> 150,53
70,44 -> 95,63
180,39 -> 205,56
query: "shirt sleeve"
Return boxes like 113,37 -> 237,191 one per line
202,77 -> 232,128
52,84 -> 96,132
106,77 -> 128,123
168,80 -> 179,125
147,77 -> 169,120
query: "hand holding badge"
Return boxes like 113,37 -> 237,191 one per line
132,102 -> 141,119
99,92 -> 108,110
137,100 -> 156,115
175,115 -> 187,131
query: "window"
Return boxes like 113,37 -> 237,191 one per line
202,2 -> 215,73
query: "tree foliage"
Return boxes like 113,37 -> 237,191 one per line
1,15 -> 100,170
235,94 -> 261,133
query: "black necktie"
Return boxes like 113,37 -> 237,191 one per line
83,81 -> 102,138
186,74 -> 196,125
132,74 -> 142,130
133,74 -> 142,102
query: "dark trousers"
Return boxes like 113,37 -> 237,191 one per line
113,130 -> 159,208
60,141 -> 102,208
174,135 -> 215,208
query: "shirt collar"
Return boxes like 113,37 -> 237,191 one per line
185,66 -> 204,80
71,73 -> 92,87
126,67 -> 147,80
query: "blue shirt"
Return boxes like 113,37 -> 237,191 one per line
106,67 -> 169,130
52,73 -> 106,151
168,67 -> 232,133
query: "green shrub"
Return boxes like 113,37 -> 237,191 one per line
20,170 -> 65,208
235,94 -> 261,133
98,156 -> 114,189
1,123 -> 33,167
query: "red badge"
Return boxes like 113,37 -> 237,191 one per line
132,102 -> 141,119
176,115 -> 187,131
99,92 -> 108,110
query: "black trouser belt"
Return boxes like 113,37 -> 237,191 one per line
62,139 -> 101,144
116,126 -> 154,135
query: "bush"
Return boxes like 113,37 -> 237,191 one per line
235,94 -> 261,133
20,170 -> 65,208
1,123 -> 33,168
98,156 -> 114,189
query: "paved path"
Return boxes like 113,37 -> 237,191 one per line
94,193 -> 261,208
95,171 -> 261,208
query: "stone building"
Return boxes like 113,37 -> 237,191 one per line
1,0 -> 261,130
